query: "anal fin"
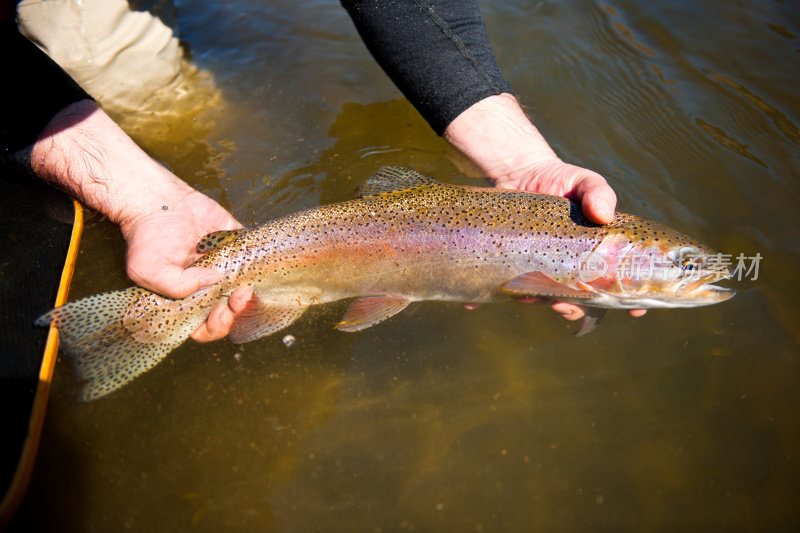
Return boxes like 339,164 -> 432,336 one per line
230,295 -> 306,344
337,296 -> 411,332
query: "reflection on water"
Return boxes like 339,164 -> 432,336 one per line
13,0 -> 800,531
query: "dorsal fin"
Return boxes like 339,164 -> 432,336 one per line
357,166 -> 439,198
196,228 -> 248,253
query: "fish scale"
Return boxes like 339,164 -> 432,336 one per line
36,166 -> 734,400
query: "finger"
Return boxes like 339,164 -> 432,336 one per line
191,303 -> 235,342
551,301 -> 586,321
190,287 -> 254,343
570,173 -> 617,225
128,260 -> 221,299
629,309 -> 647,318
229,286 -> 255,313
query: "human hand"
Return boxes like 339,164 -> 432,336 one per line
444,94 -> 646,320
31,100 -> 253,341
486,158 -> 647,320
488,157 -> 616,225
118,183 -> 255,342
120,186 -> 240,298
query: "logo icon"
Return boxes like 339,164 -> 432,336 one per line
578,251 -> 608,282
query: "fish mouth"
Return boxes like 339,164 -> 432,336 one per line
672,271 -> 736,305
607,271 -> 736,309
608,282 -> 736,309
681,282 -> 736,304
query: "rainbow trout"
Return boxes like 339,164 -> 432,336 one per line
37,167 -> 734,400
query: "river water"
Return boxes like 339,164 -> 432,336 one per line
13,0 -> 800,531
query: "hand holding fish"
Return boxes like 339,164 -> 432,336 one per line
30,99 -> 250,341
445,93 -> 646,320
484,156 -> 647,320
117,189 -> 254,343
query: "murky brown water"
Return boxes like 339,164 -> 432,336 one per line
12,0 -> 800,531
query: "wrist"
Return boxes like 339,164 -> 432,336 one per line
443,93 -> 561,186
30,100 -> 193,228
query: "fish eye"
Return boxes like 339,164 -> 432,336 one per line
671,246 -> 704,273
679,247 -> 701,261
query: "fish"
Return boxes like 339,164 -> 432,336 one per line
36,166 -> 735,400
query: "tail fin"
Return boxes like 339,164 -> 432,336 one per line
36,287 -> 187,401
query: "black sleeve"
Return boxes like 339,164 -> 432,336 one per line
341,0 -> 513,135
0,20 -> 93,171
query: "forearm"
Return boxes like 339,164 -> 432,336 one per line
1,15 -> 212,241
341,0 -> 512,135
443,93 -> 559,183
341,2 -> 565,187
30,100 -> 196,233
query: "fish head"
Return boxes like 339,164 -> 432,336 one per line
579,217 -> 735,308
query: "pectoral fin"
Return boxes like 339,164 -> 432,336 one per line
502,271 -> 596,299
574,307 -> 606,337
229,295 -> 305,344
197,229 -> 248,253
337,296 -> 412,332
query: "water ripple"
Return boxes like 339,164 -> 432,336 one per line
703,69 -> 800,145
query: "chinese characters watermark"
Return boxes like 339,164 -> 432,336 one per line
578,251 -> 761,282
